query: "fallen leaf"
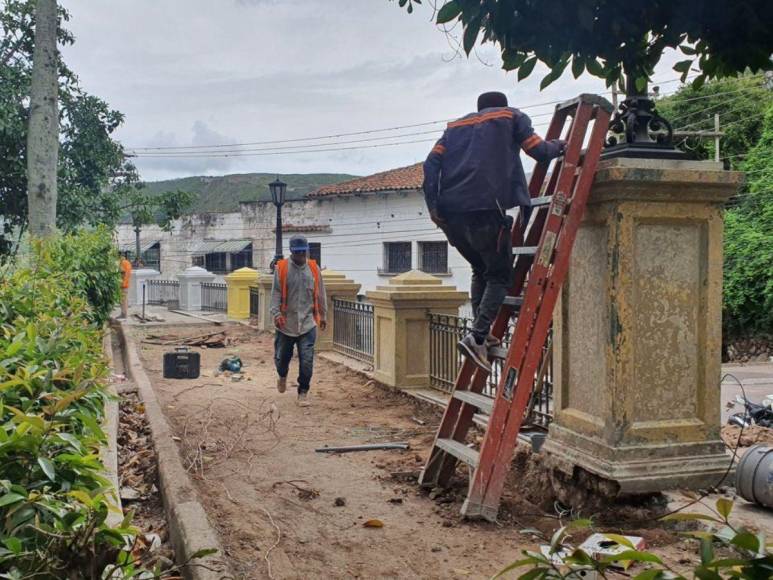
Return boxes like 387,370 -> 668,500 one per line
363,519 -> 384,528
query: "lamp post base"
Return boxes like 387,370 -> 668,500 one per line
602,141 -> 688,160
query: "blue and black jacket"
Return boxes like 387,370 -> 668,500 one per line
423,107 -> 564,216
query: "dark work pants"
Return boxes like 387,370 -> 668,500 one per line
274,327 -> 317,394
443,210 -> 516,343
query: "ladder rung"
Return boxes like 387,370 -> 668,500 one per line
531,195 -> 552,207
436,438 -> 480,468
513,246 -> 538,256
453,391 -> 494,415
488,346 -> 508,360
503,296 -> 523,309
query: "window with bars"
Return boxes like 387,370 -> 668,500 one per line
419,241 -> 448,274
192,255 -> 205,268
309,242 -> 322,266
230,246 -> 253,270
205,252 -> 227,274
383,242 -> 412,274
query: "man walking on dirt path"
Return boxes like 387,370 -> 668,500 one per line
119,255 -> 132,319
423,91 -> 565,371
271,235 -> 327,406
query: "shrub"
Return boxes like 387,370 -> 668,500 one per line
0,233 -> 201,578
723,104 -> 773,338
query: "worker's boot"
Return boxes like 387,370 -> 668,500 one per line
276,376 -> 287,393
457,333 -> 492,372
297,392 -> 310,407
485,334 -> 501,347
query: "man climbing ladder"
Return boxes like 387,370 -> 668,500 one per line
419,94 -> 613,521
422,91 -> 566,371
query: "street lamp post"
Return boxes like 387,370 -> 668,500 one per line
269,177 -> 287,271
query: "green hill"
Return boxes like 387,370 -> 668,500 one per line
143,172 -> 359,213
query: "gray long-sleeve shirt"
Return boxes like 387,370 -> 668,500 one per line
270,260 -> 327,337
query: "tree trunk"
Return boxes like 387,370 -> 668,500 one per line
26,0 -> 59,239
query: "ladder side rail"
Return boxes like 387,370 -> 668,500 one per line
479,105 -> 613,510
527,108 -> 570,198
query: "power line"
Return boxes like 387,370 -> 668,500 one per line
125,72 -> 704,153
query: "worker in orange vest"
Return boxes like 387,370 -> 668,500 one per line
119,256 -> 133,319
270,235 -> 327,406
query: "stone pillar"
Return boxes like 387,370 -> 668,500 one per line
543,158 -> 743,494
225,267 -> 258,320
367,270 -> 467,388
177,266 -> 215,311
129,268 -> 160,306
256,271 -> 274,331
318,270 -> 361,352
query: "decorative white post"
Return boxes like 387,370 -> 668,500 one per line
129,268 -> 160,306
177,266 -> 216,311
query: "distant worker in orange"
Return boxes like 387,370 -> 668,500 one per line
119,255 -> 132,319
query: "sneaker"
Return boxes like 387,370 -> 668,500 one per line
276,376 -> 287,394
485,334 -> 501,347
297,392 -> 310,407
457,334 -> 492,372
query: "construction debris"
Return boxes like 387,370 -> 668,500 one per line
143,331 -> 233,348
315,443 -> 410,453
579,534 -> 646,569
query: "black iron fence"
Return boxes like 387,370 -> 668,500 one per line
332,299 -> 374,364
249,286 -> 260,317
201,282 -> 227,312
428,313 -> 553,427
146,279 -> 180,309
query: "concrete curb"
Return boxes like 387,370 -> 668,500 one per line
101,328 -> 123,527
113,321 -> 229,580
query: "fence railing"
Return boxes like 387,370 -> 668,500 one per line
332,299 -> 374,364
428,313 -> 553,428
249,286 -> 260,317
201,282 -> 227,312
146,279 -> 180,309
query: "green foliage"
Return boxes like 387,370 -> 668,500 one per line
0,0 -> 138,256
43,228 -> 121,326
142,172 -> 359,214
125,188 -> 194,232
393,0 -> 773,91
723,104 -> 773,337
496,499 -> 773,579
656,75 -> 773,168
0,236 -> 211,577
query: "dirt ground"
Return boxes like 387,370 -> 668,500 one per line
131,323 -> 760,580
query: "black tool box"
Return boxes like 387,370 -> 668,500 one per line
163,347 -> 200,379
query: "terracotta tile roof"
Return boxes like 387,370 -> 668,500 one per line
310,163 -> 423,197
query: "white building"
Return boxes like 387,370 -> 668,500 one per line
117,163 -> 495,299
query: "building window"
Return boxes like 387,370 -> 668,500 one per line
205,253 -> 227,274
383,242 -> 412,274
195,242 -> 253,274
230,246 -> 253,270
419,241 -> 448,274
120,241 -> 161,272
309,242 -> 321,266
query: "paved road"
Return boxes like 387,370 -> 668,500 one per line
721,362 -> 773,423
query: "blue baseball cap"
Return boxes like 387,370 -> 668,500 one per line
289,235 -> 309,253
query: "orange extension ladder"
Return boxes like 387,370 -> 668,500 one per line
419,94 -> 614,521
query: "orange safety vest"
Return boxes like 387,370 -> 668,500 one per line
120,258 -> 132,289
276,258 -> 322,325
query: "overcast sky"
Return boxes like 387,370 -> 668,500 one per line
59,0 -> 683,182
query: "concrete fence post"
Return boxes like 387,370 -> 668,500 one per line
256,271 -> 274,331
225,267 -> 258,320
366,270 -> 467,389
177,266 -> 215,311
129,268 -> 160,307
